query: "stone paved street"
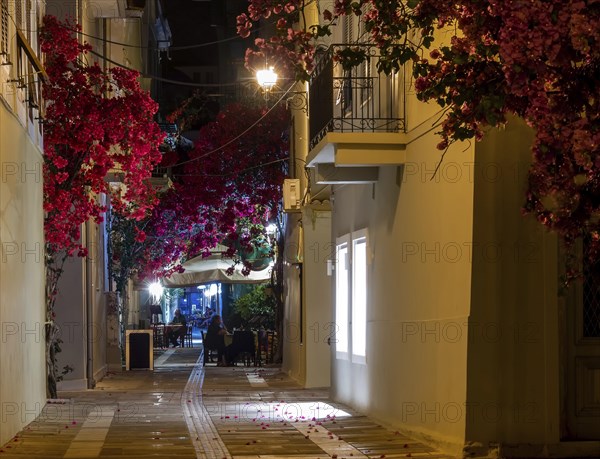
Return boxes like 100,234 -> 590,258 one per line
0,348 -> 454,459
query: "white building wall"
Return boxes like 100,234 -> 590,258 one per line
0,100 -> 46,446
330,134 -> 475,455
326,116 -> 565,455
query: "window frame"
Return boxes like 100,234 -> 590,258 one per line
335,234 -> 350,360
351,229 -> 368,363
335,229 -> 369,364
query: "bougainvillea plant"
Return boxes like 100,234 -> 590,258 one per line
238,0 -> 600,280
164,89 -> 220,133
178,102 -> 290,274
110,101 -> 290,286
41,15 -> 164,397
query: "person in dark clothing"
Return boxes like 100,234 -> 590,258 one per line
168,308 -> 187,347
199,308 -> 214,329
204,314 -> 228,365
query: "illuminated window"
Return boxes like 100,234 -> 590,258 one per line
335,229 -> 368,364
352,230 -> 367,362
335,236 -> 349,359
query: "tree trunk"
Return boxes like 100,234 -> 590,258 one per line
45,253 -> 67,399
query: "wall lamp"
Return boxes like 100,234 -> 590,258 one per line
255,67 -> 308,114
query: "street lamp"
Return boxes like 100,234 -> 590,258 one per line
255,66 -> 308,113
256,67 -> 278,91
148,281 -> 164,302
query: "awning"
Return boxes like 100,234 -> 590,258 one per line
161,252 -> 272,287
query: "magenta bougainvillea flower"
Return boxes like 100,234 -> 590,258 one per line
41,15 -> 164,258
110,101 -> 290,284
238,0 -> 600,279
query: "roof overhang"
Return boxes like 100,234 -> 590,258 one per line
160,247 -> 272,287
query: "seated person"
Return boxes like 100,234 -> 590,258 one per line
199,308 -> 214,329
227,328 -> 255,366
168,308 -> 187,347
204,314 -> 228,366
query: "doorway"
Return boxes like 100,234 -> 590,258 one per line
563,243 -> 600,440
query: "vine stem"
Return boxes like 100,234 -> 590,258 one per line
430,144 -> 450,181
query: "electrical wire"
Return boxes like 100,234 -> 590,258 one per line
86,48 -> 299,168
173,157 -> 305,178
88,48 -> 246,87
68,25 -> 261,51
34,46 -> 299,169
26,9 -> 309,168
53,0 -> 318,52
173,157 -> 290,177
172,84 -> 296,167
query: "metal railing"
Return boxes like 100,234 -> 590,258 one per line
308,44 -> 405,150
152,165 -> 172,179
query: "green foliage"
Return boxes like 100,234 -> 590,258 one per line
232,284 -> 276,329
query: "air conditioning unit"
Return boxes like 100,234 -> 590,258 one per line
283,179 -> 302,212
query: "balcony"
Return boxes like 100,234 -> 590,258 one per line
6,30 -> 46,140
307,45 -> 408,183
80,0 -> 145,18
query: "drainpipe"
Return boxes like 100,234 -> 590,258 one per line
85,220 -> 95,389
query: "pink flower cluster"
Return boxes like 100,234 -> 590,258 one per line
114,102 -> 290,283
41,16 -> 164,257
237,0 -> 322,80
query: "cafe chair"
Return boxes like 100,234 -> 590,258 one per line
231,330 -> 256,367
151,323 -> 166,349
201,331 -> 217,365
184,325 -> 193,347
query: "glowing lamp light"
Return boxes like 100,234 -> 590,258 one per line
256,67 -> 278,90
148,282 -> 164,302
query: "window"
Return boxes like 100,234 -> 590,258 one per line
15,0 -> 21,30
582,236 -> 600,338
1,0 -> 8,56
335,236 -> 349,359
352,231 -> 367,361
335,229 -> 369,363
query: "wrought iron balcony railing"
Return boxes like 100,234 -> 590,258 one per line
308,44 -> 405,151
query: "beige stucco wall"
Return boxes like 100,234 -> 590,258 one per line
108,18 -> 143,71
55,257 -> 87,389
287,7 -> 567,454
466,118 -> 561,446
90,221 -> 108,383
330,129 -> 474,455
55,218 -> 108,390
301,207 -> 332,388
0,102 -> 46,445
282,213 -> 305,383
282,207 -> 333,388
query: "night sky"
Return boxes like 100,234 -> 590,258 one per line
161,0 -> 251,76
162,0 -> 220,68
158,0 -> 252,117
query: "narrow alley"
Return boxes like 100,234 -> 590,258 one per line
0,347 -> 453,459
